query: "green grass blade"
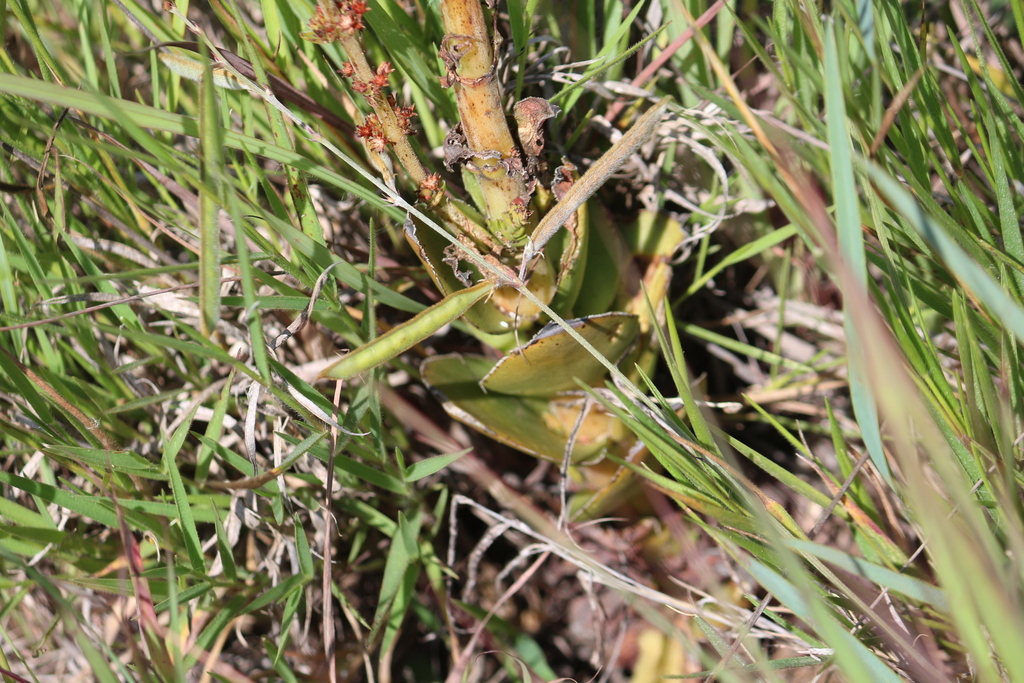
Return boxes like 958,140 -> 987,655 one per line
824,19 -> 888,482
163,402 -> 207,574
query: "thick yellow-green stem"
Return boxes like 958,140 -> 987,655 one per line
439,0 -> 531,246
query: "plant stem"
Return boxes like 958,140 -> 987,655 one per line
439,0 -> 531,246
337,32 -> 428,186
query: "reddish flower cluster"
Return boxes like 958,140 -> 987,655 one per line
351,62 -> 396,98
417,173 -> 443,204
355,114 -> 390,153
389,95 -> 416,135
305,0 -> 369,43
368,62 -> 394,92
